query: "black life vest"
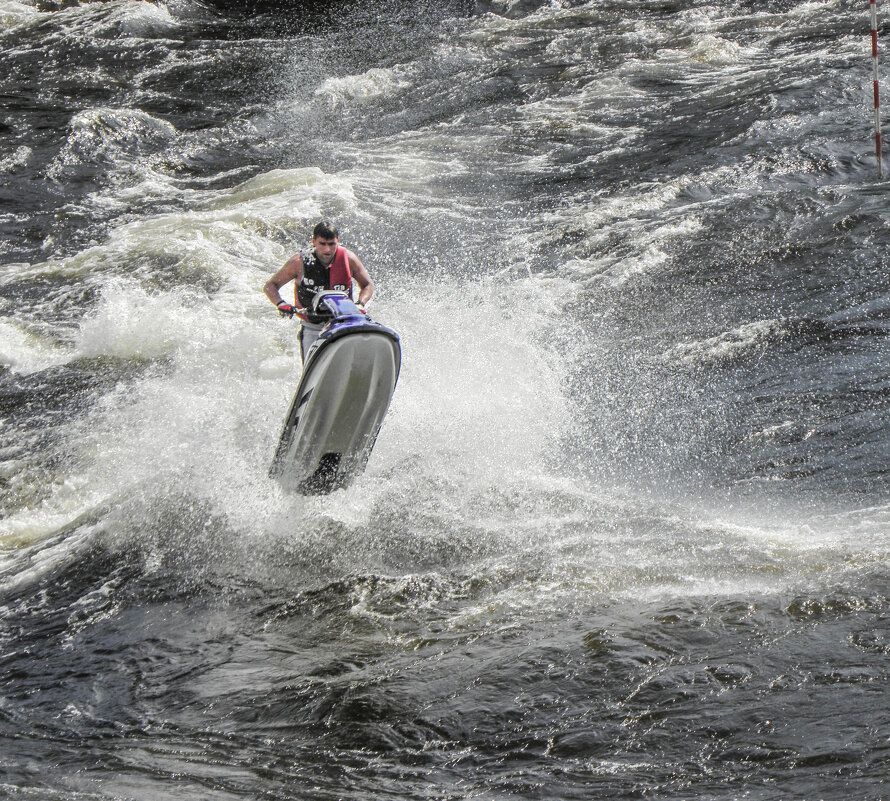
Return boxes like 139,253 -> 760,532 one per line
295,246 -> 353,323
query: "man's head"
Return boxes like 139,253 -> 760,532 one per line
312,220 -> 339,265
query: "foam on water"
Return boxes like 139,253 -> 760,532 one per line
111,0 -> 179,38
49,0 -> 183,40
0,319 -> 69,375
12,285 -> 851,616
3,0 -> 888,628
0,145 -> 32,176
1,168 -> 354,292
47,107 -> 179,187
661,318 -> 791,367
5,243 -> 876,608
0,167 -> 357,552
9,176 -> 835,616
314,67 -> 413,108
1,145 -> 579,590
0,0 -> 39,31
4,3 -> 890,798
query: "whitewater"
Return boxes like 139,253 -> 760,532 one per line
2,0 -> 889,798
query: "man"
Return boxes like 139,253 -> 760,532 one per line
264,220 -> 374,362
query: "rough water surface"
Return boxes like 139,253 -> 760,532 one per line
2,0 -> 890,798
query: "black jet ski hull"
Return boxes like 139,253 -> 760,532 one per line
270,318 -> 401,494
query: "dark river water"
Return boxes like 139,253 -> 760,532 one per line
2,0 -> 890,798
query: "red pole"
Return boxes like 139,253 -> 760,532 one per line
872,0 -> 883,179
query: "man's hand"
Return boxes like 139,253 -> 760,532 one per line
277,301 -> 295,317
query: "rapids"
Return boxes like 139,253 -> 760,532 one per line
2,0 -> 889,798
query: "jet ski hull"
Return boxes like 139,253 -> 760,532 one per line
270,316 -> 401,494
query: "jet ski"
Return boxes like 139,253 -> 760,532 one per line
270,291 -> 401,494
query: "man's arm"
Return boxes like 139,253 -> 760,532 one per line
349,253 -> 374,305
264,254 -> 303,307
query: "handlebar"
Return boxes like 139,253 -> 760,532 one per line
281,291 -> 367,321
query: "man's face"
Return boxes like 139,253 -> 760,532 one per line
313,235 -> 339,265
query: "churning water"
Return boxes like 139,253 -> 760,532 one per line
2,0 -> 890,798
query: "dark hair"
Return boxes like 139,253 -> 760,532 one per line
312,220 -> 339,240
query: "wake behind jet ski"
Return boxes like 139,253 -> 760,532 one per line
269,291 -> 401,494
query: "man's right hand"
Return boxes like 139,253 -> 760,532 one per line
277,302 -> 295,317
